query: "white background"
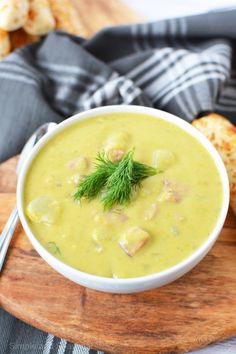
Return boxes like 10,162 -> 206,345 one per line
122,1 -> 236,353
124,0 -> 236,20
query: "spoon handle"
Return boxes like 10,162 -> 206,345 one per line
0,207 -> 18,272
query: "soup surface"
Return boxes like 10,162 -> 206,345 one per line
24,113 -> 223,278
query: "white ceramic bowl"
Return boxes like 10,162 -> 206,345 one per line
17,105 -> 229,293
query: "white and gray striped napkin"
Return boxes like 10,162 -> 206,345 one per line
0,9 -> 236,354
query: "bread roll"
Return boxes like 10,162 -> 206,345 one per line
192,114 -> 236,215
48,0 -> 84,35
0,0 -> 29,31
0,29 -> 10,60
24,0 -> 55,36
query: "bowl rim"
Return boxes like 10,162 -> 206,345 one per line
17,105 -> 230,286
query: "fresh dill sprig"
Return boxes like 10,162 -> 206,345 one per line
74,152 -> 117,200
102,151 -> 134,209
132,160 -> 157,186
74,150 -> 160,209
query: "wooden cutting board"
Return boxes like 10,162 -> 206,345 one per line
1,1 -> 236,353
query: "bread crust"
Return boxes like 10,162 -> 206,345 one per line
0,0 -> 29,31
192,114 -> 236,215
0,29 -> 10,60
24,0 -> 55,36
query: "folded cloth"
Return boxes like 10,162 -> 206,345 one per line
0,9 -> 236,354
0,10 -> 236,163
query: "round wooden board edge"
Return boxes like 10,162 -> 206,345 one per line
1,270 -> 236,354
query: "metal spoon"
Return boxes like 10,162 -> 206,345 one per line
0,122 -> 57,272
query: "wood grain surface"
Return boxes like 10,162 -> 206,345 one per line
1,1 -> 236,353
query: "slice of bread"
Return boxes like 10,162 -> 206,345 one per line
193,113 -> 236,215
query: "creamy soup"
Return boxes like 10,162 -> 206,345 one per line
24,113 -> 223,278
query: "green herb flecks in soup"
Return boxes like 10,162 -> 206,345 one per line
24,113 -> 223,278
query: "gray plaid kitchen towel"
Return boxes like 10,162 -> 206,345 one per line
0,9 -> 236,162
0,8 -> 236,354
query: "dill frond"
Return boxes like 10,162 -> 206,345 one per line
74,150 -> 160,209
